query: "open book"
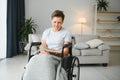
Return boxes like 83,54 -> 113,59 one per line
40,45 -> 61,53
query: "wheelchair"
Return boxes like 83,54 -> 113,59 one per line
23,42 -> 80,80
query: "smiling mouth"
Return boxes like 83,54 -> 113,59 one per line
53,26 -> 61,31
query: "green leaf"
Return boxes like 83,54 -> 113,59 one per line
18,17 -> 38,42
97,0 -> 109,11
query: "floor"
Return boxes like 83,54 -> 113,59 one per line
0,50 -> 120,80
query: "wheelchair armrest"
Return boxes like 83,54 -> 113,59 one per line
63,43 -> 72,48
28,42 -> 41,61
61,43 -> 72,58
30,42 -> 41,46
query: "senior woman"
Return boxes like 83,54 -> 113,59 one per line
23,10 -> 71,80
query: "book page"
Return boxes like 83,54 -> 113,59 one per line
40,45 -> 61,53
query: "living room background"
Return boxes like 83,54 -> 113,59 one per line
0,0 -> 120,58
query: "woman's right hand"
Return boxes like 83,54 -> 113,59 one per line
39,49 -> 49,54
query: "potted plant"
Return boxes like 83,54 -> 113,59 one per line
18,17 -> 38,53
18,17 -> 37,42
97,0 -> 109,11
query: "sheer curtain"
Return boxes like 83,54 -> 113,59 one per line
7,0 -> 25,58
0,0 -> 7,59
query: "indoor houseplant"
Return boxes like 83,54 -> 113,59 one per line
97,0 -> 109,11
18,17 -> 38,53
18,17 -> 37,43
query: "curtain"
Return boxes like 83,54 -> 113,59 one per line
7,0 -> 25,58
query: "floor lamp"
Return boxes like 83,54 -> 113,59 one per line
78,18 -> 87,35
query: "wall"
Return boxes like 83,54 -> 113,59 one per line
0,0 -> 7,58
25,0 -> 120,34
108,0 -> 120,11
25,0 -> 96,34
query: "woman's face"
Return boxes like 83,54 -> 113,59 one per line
51,17 -> 63,31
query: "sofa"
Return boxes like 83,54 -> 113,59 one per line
72,34 -> 110,66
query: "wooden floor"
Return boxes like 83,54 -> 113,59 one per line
0,50 -> 120,80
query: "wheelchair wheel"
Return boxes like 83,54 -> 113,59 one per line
70,56 -> 80,80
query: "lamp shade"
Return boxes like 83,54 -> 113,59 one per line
78,18 -> 87,24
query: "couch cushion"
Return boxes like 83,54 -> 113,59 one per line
32,34 -> 41,42
72,48 -> 81,56
98,44 -> 110,50
24,43 -> 30,51
74,42 -> 89,49
81,49 -> 102,56
86,39 -> 104,48
24,43 -> 38,51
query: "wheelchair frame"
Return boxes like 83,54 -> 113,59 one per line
25,42 -> 80,80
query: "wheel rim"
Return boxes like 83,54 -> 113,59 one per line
71,57 -> 80,80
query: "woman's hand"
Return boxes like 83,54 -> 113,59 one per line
40,40 -> 49,54
39,49 -> 49,54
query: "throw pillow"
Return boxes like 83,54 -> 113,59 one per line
98,44 -> 110,50
74,42 -> 89,49
32,34 -> 41,42
24,43 -> 30,51
86,39 -> 104,48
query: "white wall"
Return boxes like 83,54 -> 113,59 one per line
108,0 -> 120,11
25,0 -> 120,34
0,0 -> 7,58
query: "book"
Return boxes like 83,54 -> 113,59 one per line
40,45 -> 61,53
